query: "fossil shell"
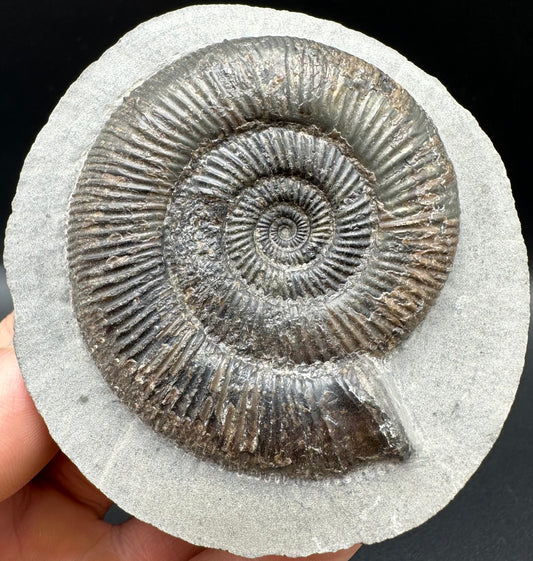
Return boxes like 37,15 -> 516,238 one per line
67,36 -> 459,478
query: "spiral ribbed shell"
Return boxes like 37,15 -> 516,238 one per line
67,37 -> 459,478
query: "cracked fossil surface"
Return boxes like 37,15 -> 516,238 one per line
67,36 -> 459,478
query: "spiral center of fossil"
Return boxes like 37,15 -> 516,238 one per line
268,211 -> 304,248
249,182 -> 328,268
262,206 -> 309,255
278,222 -> 294,240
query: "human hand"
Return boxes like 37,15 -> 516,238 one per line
0,313 -> 361,560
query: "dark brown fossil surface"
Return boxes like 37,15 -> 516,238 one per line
67,36 -> 459,478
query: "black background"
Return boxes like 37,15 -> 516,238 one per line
0,1 -> 531,559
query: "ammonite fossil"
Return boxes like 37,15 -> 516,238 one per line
67,36 -> 459,478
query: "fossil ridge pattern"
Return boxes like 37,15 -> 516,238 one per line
67,37 -> 459,478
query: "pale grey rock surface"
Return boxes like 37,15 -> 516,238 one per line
4,4 -> 529,557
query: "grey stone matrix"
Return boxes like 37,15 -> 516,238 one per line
4,5 -> 528,557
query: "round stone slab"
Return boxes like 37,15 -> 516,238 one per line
4,4 -> 529,557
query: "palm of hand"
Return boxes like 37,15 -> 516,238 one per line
0,313 -> 360,561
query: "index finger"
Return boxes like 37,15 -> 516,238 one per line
191,543 -> 362,561
0,313 -> 58,502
